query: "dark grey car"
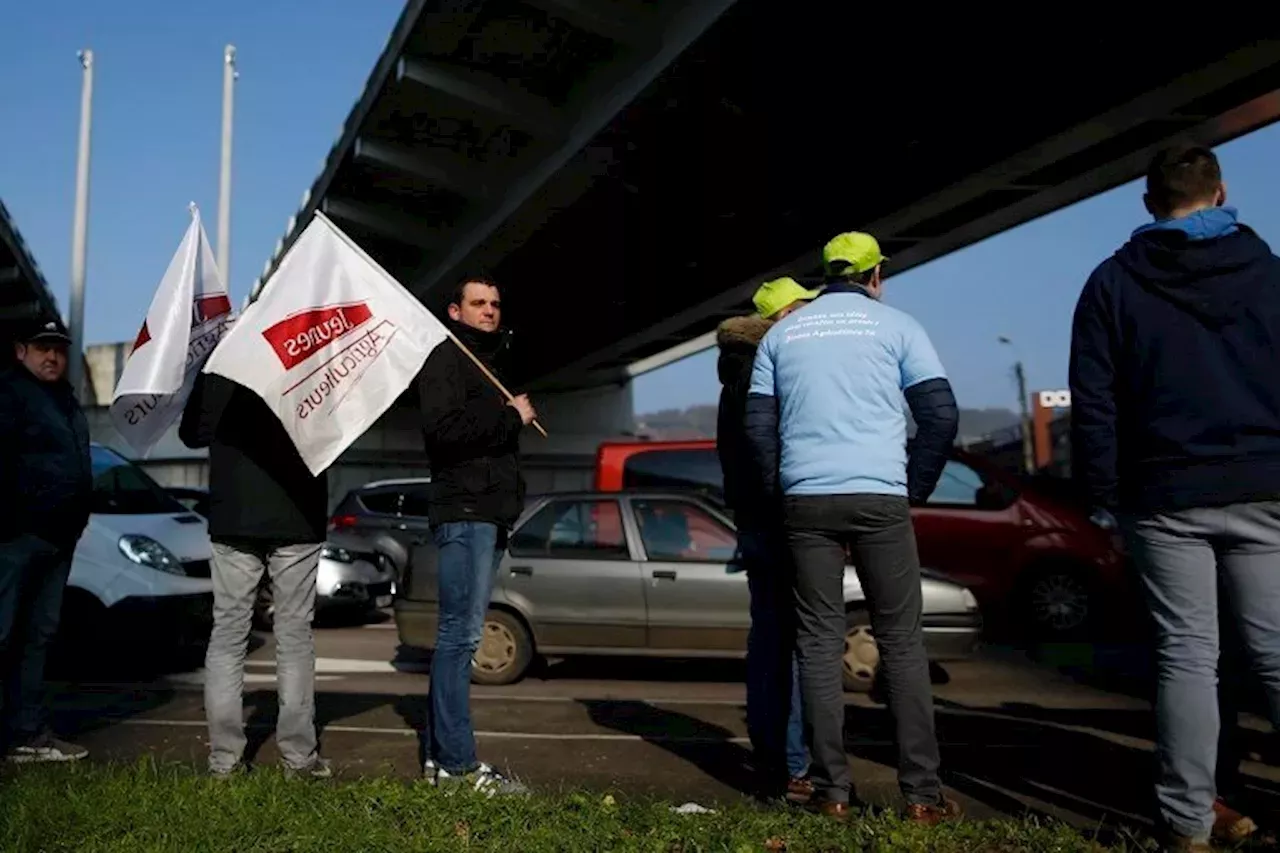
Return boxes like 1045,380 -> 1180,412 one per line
392,490 -> 982,692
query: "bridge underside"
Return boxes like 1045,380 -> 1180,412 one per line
0,198 -> 59,355
253,5 -> 1280,391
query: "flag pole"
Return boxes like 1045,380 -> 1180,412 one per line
312,211 -> 548,438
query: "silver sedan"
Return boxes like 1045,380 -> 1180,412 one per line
394,491 -> 982,691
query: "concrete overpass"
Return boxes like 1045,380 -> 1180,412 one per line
0,197 -> 61,349
250,3 -> 1280,394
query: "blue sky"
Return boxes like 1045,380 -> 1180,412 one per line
3,3 -> 1279,414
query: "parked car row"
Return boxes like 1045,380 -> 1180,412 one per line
595,440 -> 1134,641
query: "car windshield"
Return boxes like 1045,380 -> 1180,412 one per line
91,445 -> 188,515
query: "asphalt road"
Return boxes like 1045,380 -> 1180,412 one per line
38,612 -> 1280,837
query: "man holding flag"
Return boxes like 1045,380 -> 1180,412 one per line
417,276 -> 535,795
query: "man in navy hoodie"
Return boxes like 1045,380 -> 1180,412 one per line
1070,143 -> 1280,851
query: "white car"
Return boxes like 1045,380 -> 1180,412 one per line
57,444 -> 214,661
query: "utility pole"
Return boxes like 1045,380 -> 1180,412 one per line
216,45 -> 237,283
68,49 -> 95,403
999,336 -> 1036,475
1013,360 -> 1034,475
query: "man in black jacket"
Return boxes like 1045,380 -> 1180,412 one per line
0,317 -> 91,763
417,277 -> 534,795
717,277 -> 816,802
745,232 -> 960,823
180,363 -> 330,779
1070,144 -> 1280,849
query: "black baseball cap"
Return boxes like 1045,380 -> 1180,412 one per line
19,316 -> 72,345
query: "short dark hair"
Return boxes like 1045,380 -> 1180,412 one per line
451,276 -> 500,307
1146,143 -> 1222,215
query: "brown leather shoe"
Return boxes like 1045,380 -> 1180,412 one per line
1212,797 -> 1257,843
905,797 -> 963,826
785,775 -> 815,805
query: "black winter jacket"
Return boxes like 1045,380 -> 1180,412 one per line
1070,220 -> 1280,513
715,314 -> 775,530
179,372 -> 329,543
417,321 -> 526,529
0,366 -> 92,548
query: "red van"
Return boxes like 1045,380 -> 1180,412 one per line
595,439 -> 1132,640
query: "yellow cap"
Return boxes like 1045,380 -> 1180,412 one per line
822,232 -> 887,275
753,277 -> 820,319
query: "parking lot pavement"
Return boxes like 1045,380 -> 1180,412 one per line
42,619 -> 1280,834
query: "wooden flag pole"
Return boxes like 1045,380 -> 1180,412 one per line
315,211 -> 548,438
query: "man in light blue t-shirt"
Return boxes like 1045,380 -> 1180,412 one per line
744,232 -> 960,823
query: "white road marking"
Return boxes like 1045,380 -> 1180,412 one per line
112,718 -> 1034,748
115,718 -> 752,743
243,658 -> 399,674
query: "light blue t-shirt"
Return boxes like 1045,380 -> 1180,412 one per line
749,290 -> 947,497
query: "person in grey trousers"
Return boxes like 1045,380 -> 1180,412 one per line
1070,143 -> 1280,851
180,369 -> 330,778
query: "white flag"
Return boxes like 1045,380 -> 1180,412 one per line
202,212 -> 450,476
110,206 -> 233,455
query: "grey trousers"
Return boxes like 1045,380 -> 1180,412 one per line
1123,501 -> 1280,842
784,494 -> 942,807
206,539 -> 321,773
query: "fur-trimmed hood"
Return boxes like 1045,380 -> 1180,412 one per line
716,314 -> 772,351
716,314 -> 772,388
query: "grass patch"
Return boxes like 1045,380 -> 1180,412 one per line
0,759 -> 1128,852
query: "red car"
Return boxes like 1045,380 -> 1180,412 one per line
595,440 -> 1131,640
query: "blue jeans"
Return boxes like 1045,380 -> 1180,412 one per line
739,527 -> 808,780
426,521 -> 503,774
1123,502 -> 1280,842
0,534 -> 73,749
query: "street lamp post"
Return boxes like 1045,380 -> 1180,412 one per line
999,336 -> 1035,475
68,49 -> 95,403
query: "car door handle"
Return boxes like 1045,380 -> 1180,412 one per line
653,570 -> 677,580
510,565 -> 533,576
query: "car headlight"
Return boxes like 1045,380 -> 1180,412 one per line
321,545 -> 355,563
960,588 -> 978,609
118,535 -> 185,576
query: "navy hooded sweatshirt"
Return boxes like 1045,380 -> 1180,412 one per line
1069,206 -> 1280,514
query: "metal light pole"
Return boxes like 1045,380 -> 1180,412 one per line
68,49 -> 95,402
216,45 -> 237,282
999,336 -> 1035,475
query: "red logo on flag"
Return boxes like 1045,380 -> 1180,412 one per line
262,302 -> 373,370
194,293 -> 232,324
132,322 -> 151,353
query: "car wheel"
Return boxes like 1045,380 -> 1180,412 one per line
842,610 -> 879,693
1023,563 -> 1096,640
470,609 -> 533,686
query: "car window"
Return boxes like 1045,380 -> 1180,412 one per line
400,486 -> 433,518
631,498 -> 737,562
509,499 -> 629,560
926,460 -> 1015,509
359,490 -> 403,515
91,446 -> 187,515
621,449 -> 724,501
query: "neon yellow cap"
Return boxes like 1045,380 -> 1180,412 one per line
822,232 -> 887,275
753,277 -> 820,319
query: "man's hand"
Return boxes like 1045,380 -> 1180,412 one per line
508,394 -> 537,426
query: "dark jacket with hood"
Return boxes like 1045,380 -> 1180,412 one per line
417,320 -> 526,529
179,372 -> 329,543
1069,206 -> 1280,513
716,313 -> 775,530
0,365 -> 92,548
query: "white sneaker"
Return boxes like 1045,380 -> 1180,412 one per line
436,762 -> 529,797
7,735 -> 88,764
